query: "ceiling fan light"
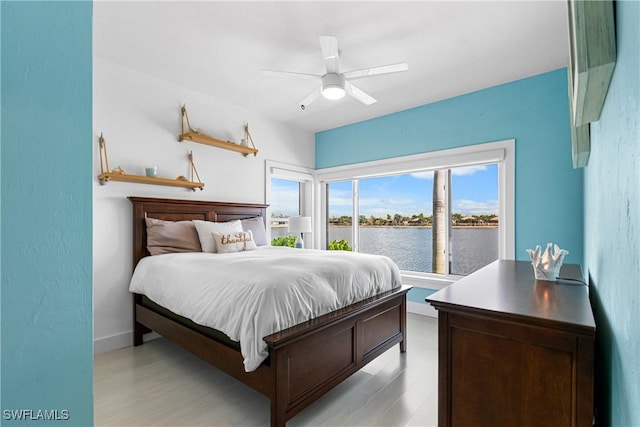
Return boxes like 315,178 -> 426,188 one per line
321,73 -> 346,100
322,85 -> 345,100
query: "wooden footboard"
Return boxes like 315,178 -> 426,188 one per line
266,288 -> 408,426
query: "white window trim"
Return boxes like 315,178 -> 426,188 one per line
316,139 -> 515,284
445,169 -> 452,276
265,160 -> 316,247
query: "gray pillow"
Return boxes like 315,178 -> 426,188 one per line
240,217 -> 268,246
145,217 -> 202,255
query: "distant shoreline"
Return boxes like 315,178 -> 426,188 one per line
272,224 -> 498,229
329,225 -> 498,229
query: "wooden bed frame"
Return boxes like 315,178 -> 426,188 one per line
129,196 -> 410,427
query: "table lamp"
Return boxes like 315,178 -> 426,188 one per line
288,216 -> 312,248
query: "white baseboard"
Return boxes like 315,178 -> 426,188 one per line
94,332 -> 131,355
94,331 -> 161,355
407,301 -> 438,318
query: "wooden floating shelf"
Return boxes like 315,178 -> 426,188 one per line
98,172 -> 204,191
179,132 -> 258,157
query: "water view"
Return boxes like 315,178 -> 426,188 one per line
271,226 -> 499,276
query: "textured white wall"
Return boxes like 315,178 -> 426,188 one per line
93,57 -> 314,353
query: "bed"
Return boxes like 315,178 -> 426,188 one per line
128,196 -> 410,427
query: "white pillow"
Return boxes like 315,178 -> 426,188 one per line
212,230 -> 257,254
193,219 -> 242,253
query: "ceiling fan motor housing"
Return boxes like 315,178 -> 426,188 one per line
322,73 -> 346,100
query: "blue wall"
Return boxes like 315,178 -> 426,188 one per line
1,2 -> 93,426
316,69 -> 584,264
584,1 -> 640,426
406,287 -> 438,305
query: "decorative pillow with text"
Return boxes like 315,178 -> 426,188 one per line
212,230 -> 258,254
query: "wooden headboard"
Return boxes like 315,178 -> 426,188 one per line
128,196 -> 268,268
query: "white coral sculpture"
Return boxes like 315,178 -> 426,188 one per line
526,243 -> 569,281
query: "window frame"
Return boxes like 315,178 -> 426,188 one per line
315,139 -> 515,289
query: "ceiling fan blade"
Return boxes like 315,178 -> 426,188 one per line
344,81 -> 377,106
299,85 -> 322,109
319,35 -> 340,74
262,70 -> 321,80
343,63 -> 409,80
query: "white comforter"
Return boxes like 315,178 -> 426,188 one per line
129,246 -> 402,371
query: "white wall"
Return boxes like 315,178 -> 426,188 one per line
93,57 -> 314,353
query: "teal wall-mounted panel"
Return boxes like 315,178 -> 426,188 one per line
316,69 -> 584,264
584,1 -> 640,426
0,1 -> 3,411
1,2 -> 93,425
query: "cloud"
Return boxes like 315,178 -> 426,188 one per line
328,197 -> 353,207
453,199 -> 498,215
328,188 -> 353,206
270,182 -> 299,216
328,194 -> 432,217
360,197 -> 415,207
452,165 -> 488,176
410,171 -> 434,180
359,197 -> 431,217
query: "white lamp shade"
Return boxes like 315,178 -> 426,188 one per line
288,216 -> 312,234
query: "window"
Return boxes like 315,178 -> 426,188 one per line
326,180 -> 354,250
270,178 -> 301,242
266,161 -> 314,248
357,173 -> 435,272
450,164 -> 499,275
341,166 -> 498,275
317,140 -> 514,279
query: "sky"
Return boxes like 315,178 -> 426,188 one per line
271,163 -> 498,218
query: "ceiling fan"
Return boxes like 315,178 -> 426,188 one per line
262,36 -> 409,109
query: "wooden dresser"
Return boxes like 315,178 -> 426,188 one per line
426,260 -> 595,427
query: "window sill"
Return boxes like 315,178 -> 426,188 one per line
400,271 -> 463,290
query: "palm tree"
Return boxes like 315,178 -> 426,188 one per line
432,170 -> 446,274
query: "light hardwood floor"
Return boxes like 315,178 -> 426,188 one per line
94,313 -> 438,427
